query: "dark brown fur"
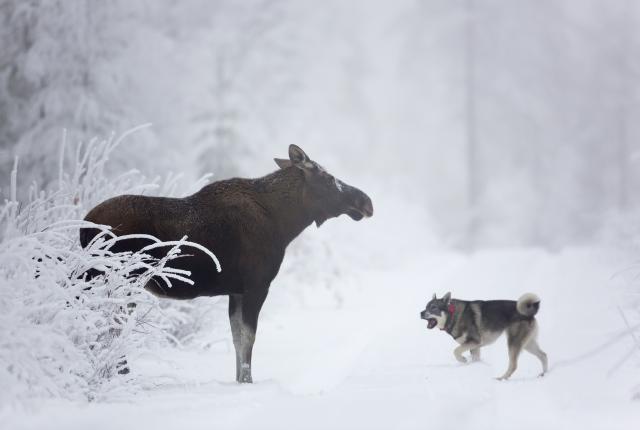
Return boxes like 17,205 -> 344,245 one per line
79,145 -> 372,383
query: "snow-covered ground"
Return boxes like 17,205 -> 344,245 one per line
3,246 -> 639,430
3,1 -> 640,427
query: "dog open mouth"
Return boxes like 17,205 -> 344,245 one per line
427,318 -> 437,329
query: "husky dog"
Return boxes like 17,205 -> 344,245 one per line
420,292 -> 548,380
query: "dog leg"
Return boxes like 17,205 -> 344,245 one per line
454,342 -> 479,364
470,347 -> 481,362
497,346 -> 521,380
524,339 -> 548,377
497,328 -> 527,380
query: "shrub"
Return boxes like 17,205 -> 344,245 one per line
0,128 -> 220,403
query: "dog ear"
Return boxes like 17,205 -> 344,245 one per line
442,292 -> 451,303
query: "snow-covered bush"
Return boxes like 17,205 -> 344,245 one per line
0,128 -> 222,404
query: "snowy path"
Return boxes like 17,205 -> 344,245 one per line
4,248 -> 639,430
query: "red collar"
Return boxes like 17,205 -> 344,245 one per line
440,303 -> 456,331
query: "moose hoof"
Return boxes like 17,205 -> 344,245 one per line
238,364 -> 253,383
238,374 -> 253,384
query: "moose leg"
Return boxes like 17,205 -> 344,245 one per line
228,290 -> 268,383
228,294 -> 243,382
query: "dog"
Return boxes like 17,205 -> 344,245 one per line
420,292 -> 548,380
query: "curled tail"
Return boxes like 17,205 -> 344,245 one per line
517,293 -> 540,317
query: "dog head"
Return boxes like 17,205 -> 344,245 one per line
420,292 -> 452,330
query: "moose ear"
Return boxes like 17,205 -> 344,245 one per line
289,144 -> 311,167
442,292 -> 451,304
274,158 -> 292,169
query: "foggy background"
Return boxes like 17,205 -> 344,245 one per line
1,0 -> 639,249
2,1 -> 640,425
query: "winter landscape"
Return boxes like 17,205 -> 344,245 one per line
1,1 -> 640,429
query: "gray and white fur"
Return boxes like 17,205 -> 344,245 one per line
420,292 -> 548,380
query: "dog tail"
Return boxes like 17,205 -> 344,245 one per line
516,293 -> 540,317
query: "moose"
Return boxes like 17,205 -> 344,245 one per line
79,145 -> 373,383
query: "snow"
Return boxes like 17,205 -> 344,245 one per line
3,1 -> 640,427
3,247 -> 638,430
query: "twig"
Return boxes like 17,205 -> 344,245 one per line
607,306 -> 640,377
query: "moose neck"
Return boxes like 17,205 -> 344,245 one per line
254,167 -> 315,245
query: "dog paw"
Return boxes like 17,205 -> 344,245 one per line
538,372 -> 546,378
455,356 -> 468,364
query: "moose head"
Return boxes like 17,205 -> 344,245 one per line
275,145 -> 373,227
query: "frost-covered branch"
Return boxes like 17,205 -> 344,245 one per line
0,129 -> 222,404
